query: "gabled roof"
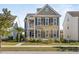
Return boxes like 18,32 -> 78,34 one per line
36,4 -> 61,16
26,4 -> 61,17
67,11 -> 79,17
26,13 -> 35,17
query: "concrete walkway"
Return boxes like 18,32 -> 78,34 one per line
14,42 -> 24,47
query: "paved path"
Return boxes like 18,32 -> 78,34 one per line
14,42 -> 24,47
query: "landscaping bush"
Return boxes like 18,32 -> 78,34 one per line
8,36 -> 13,40
29,38 -> 41,43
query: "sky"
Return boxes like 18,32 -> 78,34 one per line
0,4 -> 79,30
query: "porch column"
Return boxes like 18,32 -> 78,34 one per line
34,18 -> 35,39
27,19 -> 30,39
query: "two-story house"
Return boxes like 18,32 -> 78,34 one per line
63,11 -> 79,41
24,4 -> 61,40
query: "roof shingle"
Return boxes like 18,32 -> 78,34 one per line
67,11 -> 79,17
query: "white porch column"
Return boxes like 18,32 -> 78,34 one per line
27,19 -> 30,39
34,18 -> 35,39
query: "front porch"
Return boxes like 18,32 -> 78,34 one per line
27,29 -> 59,40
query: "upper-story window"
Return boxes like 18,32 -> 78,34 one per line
53,18 -> 57,25
37,18 -> 41,25
41,17 -> 45,25
67,26 -> 69,29
49,17 -> 53,25
45,17 -> 49,25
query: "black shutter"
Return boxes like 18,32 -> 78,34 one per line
35,30 -> 37,38
57,17 -> 59,26
57,30 -> 59,38
25,20 -> 27,37
35,17 -> 37,25
44,18 -> 45,25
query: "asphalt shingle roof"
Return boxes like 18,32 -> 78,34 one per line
68,11 -> 79,17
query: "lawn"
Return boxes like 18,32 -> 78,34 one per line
1,41 -> 19,45
0,47 -> 79,51
2,41 -> 79,45
1,41 -> 79,51
22,42 -> 79,45
0,47 -> 60,51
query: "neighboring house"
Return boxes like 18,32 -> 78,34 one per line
1,22 -> 18,40
63,11 -> 79,41
11,22 -> 18,39
24,4 -> 61,40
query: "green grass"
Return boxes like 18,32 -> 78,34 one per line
1,42 -> 19,45
2,41 -> 79,46
22,42 -> 79,45
0,47 -> 79,51
0,47 -> 60,51
22,42 -> 48,45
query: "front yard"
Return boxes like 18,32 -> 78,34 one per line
1,41 -> 79,51
2,41 -> 79,46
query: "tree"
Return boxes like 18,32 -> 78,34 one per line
0,8 -> 16,48
15,27 -> 24,42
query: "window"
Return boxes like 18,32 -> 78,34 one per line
67,26 -> 69,29
41,31 -> 45,38
45,17 -> 49,25
30,31 -> 34,38
41,17 -> 45,25
49,17 -> 53,25
37,30 -> 41,38
37,18 -> 41,25
54,30 -> 57,38
45,30 -> 49,38
54,34 -> 56,37
53,18 -> 57,25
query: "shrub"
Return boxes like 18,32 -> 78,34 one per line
8,36 -> 13,40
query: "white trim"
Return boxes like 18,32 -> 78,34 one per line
34,18 -> 35,38
36,4 -> 61,17
34,15 -> 60,17
27,19 -> 30,38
